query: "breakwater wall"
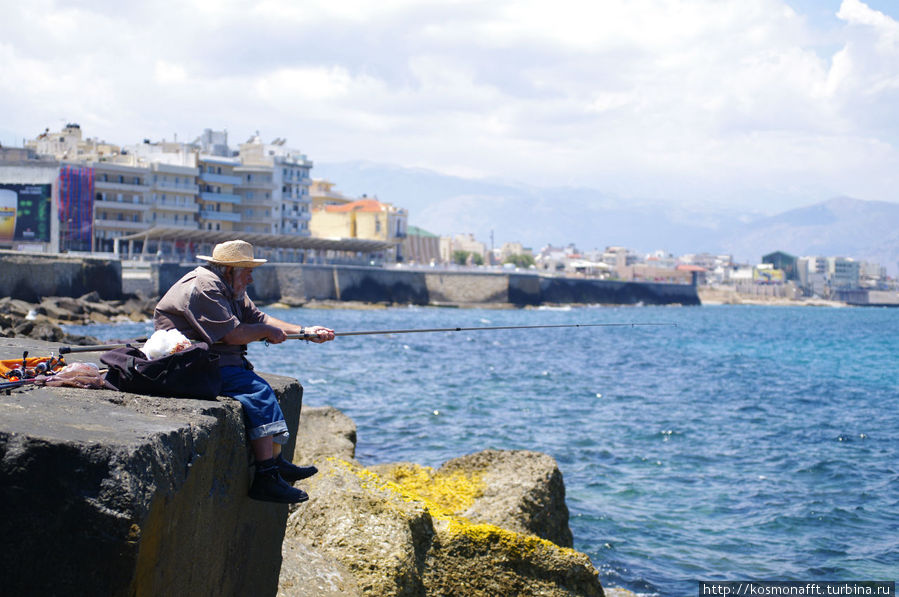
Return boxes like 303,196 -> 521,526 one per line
0,251 -> 122,302
0,338 -> 301,597
156,263 -> 700,306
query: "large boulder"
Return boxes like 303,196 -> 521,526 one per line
436,449 -> 574,548
286,459 -> 436,597
284,453 -> 603,597
294,405 -> 357,464
0,342 -> 303,597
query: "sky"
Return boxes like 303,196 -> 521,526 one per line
2,0 -> 898,213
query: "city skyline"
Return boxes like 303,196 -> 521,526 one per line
2,0 -> 898,215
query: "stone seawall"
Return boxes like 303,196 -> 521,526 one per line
0,253 -> 699,306
156,263 -> 699,306
0,338 -> 301,597
0,251 -> 122,302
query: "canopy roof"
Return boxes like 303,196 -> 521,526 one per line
117,227 -> 398,253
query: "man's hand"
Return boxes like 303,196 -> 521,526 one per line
303,326 -> 335,343
263,326 -> 288,344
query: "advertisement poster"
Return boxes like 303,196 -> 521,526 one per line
0,184 -> 52,243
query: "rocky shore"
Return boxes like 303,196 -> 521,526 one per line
0,292 -> 157,345
0,338 -> 608,596
285,406 -> 604,596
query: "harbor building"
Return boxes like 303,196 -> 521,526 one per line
91,162 -> 151,254
196,155 -> 242,235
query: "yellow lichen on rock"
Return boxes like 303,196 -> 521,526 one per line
442,518 -> 583,560
379,463 -> 485,516
327,458 -> 582,561
329,458 -> 486,519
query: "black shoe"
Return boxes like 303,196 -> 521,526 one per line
249,466 -> 309,504
275,453 -> 318,483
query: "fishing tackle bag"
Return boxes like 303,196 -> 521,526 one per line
100,342 -> 222,400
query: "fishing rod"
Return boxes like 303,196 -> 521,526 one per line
287,322 -> 676,340
57,322 -> 676,354
59,340 -> 148,355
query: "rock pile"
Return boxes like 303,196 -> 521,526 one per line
281,408 -> 604,597
0,292 -> 157,345
0,355 -> 304,597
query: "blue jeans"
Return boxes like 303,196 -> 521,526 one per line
219,366 -> 289,444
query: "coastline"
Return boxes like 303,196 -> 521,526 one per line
697,287 -> 848,307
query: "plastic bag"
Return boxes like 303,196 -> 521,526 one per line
141,329 -> 192,359
35,362 -> 111,389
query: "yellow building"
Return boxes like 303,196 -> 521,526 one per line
310,197 -> 408,261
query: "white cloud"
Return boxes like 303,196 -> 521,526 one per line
0,0 -> 898,210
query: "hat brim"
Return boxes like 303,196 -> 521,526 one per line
197,255 -> 267,268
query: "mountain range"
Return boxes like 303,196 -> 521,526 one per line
313,161 -> 899,273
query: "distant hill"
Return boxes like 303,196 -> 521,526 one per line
313,161 -> 899,272
721,197 -> 899,272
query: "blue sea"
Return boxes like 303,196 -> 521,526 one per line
66,305 -> 899,595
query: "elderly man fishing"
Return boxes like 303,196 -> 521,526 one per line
154,239 -> 334,504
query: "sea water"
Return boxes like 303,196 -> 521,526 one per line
66,305 -> 899,595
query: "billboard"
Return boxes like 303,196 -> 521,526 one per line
753,267 -> 785,284
0,184 -> 52,243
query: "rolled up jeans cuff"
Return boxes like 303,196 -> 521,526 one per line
248,420 -> 289,441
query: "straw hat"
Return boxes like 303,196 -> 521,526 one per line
197,240 -> 267,268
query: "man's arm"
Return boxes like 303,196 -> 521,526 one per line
264,314 -> 335,344
221,322 -> 288,345
221,314 -> 335,345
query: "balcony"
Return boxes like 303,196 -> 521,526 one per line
95,179 -> 148,191
283,211 -> 311,222
199,210 -> 241,223
241,196 -> 274,207
199,171 -> 241,186
151,220 -> 199,230
199,191 -> 241,205
153,180 -> 199,193
238,179 -> 273,190
239,213 -> 274,225
94,219 -> 149,231
95,198 -> 150,212
153,201 -> 199,214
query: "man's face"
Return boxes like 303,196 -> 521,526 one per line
231,267 -> 253,298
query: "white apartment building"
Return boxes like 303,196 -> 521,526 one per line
237,135 -> 312,238
827,257 -> 860,289
148,162 -> 199,232
91,162 -> 151,253
197,155 -> 242,234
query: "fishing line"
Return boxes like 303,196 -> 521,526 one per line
288,322 -> 676,340
58,322 -> 676,353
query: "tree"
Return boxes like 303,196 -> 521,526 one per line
453,250 -> 470,265
503,254 -> 535,268
453,250 -> 484,266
